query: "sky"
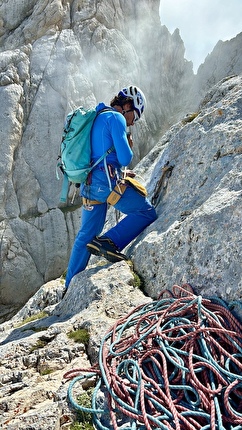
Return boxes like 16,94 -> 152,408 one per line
159,0 -> 242,73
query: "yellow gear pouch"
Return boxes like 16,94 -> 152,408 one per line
107,177 -> 147,206
124,177 -> 147,197
107,183 -> 127,205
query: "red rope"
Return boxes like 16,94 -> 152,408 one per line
64,284 -> 242,429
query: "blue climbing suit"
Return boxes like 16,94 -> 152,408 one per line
65,103 -> 157,287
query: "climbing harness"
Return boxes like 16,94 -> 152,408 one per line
151,161 -> 174,207
64,284 -> 242,430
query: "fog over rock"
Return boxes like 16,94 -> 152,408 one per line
194,32 -> 242,102
0,0 -> 242,320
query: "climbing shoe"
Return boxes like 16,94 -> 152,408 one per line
87,236 -> 128,263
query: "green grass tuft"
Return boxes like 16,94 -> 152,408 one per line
181,112 -> 199,124
68,328 -> 90,345
70,388 -> 94,429
16,311 -> 48,327
29,339 -> 48,352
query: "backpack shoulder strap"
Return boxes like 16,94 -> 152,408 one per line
90,107 -> 115,168
91,145 -> 115,169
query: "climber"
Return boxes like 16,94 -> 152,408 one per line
65,85 -> 157,288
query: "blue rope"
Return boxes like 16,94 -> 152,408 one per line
67,372 -> 104,414
66,286 -> 242,429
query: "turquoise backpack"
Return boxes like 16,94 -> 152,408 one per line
57,106 -> 114,202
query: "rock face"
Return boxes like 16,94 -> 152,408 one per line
0,255 -> 241,428
194,32 -> 242,104
0,0 -> 194,318
0,263 -> 151,429
0,0 -> 242,319
131,75 -> 242,303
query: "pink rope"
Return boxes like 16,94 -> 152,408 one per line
64,284 -> 242,429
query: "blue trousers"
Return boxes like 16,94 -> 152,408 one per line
65,185 -> 157,287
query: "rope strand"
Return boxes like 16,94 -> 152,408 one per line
64,284 -> 242,429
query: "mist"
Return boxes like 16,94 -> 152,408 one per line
159,0 -> 242,72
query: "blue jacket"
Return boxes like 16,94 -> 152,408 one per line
91,102 -> 133,169
81,103 -> 133,202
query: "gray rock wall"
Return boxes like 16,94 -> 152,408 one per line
131,75 -> 242,302
0,265 -> 150,429
0,0 -> 242,319
0,0 -> 195,318
192,32 -> 242,108
0,34 -> 242,430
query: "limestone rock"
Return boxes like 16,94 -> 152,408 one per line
0,263 -> 150,429
1,0 -> 242,320
130,75 -> 242,303
193,32 -> 242,108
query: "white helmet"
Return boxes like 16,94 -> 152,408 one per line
118,85 -> 146,120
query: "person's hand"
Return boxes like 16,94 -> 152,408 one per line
123,169 -> 136,178
127,132 -> 133,148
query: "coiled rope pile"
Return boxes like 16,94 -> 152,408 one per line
64,284 -> 242,429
